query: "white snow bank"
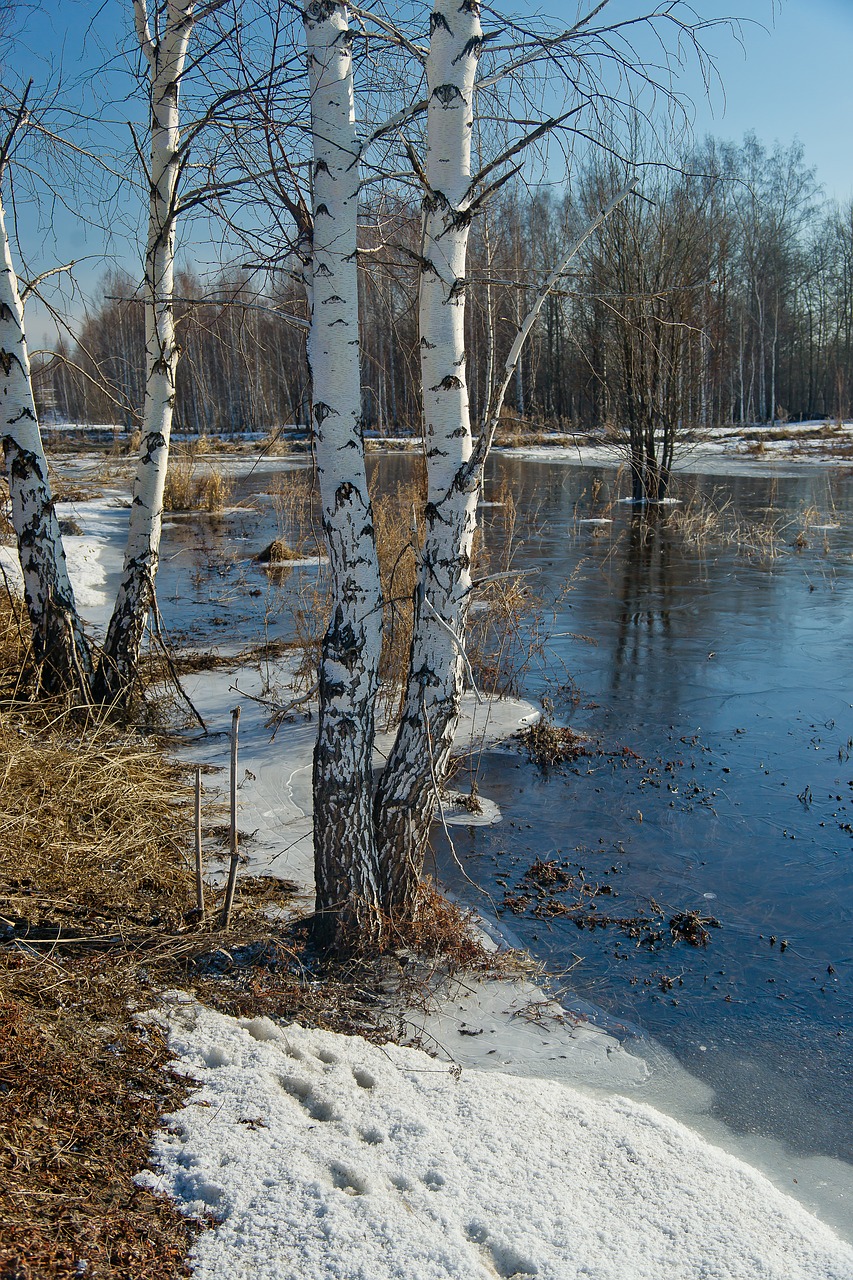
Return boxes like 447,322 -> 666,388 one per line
140,998 -> 853,1280
0,535 -> 108,612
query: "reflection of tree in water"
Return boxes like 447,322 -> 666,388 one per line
612,513 -> 677,699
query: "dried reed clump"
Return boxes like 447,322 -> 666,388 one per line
256,536 -> 300,564
0,713 -> 195,932
651,484 -> 788,559
163,459 -> 231,512
269,468 -> 319,553
466,482 -> 549,696
384,880 -> 501,975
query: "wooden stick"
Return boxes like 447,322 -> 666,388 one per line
194,766 -> 204,919
221,706 -> 241,927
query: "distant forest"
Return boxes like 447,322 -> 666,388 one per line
40,134 -> 853,436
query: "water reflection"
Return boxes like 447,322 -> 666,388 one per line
612,516 -> 676,699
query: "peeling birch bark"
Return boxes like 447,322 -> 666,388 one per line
0,194 -> 92,694
374,0 -> 483,918
95,0 -> 194,704
304,0 -> 384,946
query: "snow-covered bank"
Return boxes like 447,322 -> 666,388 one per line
498,421 -> 853,477
140,997 -> 853,1280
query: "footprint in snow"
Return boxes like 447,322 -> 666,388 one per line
277,1074 -> 340,1122
464,1221 -> 539,1279
329,1162 -> 369,1196
352,1067 -> 376,1090
360,1126 -> 386,1145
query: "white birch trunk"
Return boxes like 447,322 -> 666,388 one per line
304,0 -> 384,946
96,0 -> 193,703
375,0 -> 482,918
0,194 -> 92,694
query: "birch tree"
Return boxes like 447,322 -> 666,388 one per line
304,0 -> 385,945
372,0 -> 483,917
94,0 -> 197,705
0,87 -> 92,695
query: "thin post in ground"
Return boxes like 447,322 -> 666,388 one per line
221,706 -> 241,927
194,765 -> 204,919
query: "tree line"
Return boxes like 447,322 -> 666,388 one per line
42,131 -> 853,454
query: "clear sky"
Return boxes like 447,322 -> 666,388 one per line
688,0 -> 853,203
9,0 -> 853,347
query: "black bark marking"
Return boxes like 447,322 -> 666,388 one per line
141,431 -> 167,465
0,302 -> 15,323
423,190 -> 450,215
334,481 -> 356,508
6,445 -> 46,485
7,406 -> 37,426
313,401 -> 333,425
453,36 -> 482,62
0,348 -> 24,376
316,203 -> 331,217
432,84 -> 464,107
431,375 -> 464,391
306,0 -> 338,22
430,10 -> 451,32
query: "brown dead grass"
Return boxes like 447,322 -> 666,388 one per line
163,459 -> 231,513
372,466 -> 425,724
0,960 -> 198,1280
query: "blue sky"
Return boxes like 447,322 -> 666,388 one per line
10,0 -> 853,348
689,0 -> 853,202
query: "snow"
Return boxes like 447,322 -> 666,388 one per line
499,420 -> 853,476
0,521 -> 111,614
139,997 -> 853,1280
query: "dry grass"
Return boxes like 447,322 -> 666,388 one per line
0,637 -> 206,1274
269,469 -> 319,554
0,962 -> 198,1280
372,467 -> 425,723
0,715 -> 196,935
163,459 -> 231,513
659,489 -> 787,559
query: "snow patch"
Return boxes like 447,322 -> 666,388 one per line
142,1000 -> 853,1280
